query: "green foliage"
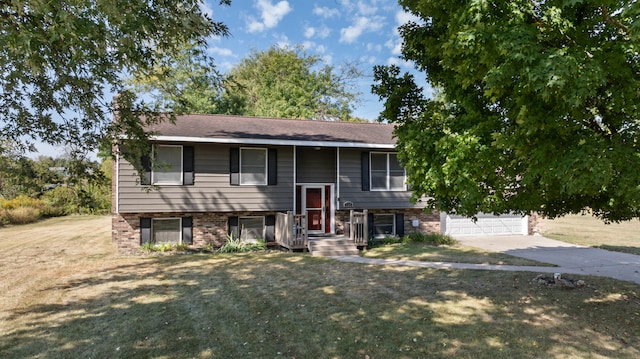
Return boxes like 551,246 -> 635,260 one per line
140,242 -> 190,253
219,234 -> 267,253
367,235 -> 401,249
373,0 -> 640,222
1,0 -> 230,174
129,41 -> 223,114
219,45 -> 362,121
402,233 -> 456,246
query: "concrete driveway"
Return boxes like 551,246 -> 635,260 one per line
456,235 -> 640,285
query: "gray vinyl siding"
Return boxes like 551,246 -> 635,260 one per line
338,148 -> 424,210
117,143 -> 294,213
296,147 -> 336,183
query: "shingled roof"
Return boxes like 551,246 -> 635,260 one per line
146,114 -> 396,147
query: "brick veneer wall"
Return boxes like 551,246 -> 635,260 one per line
334,208 -> 441,236
113,211 -> 280,254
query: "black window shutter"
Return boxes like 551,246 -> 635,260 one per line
182,217 -> 193,245
230,148 -> 240,185
395,213 -> 405,238
265,215 -> 275,242
183,146 -> 194,185
140,217 -> 151,244
268,149 -> 277,185
228,216 -> 239,237
141,155 -> 152,185
367,212 -> 374,237
361,152 -> 370,191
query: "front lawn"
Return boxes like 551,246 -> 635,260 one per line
1,216 -> 638,358
363,242 -> 555,266
540,214 -> 640,255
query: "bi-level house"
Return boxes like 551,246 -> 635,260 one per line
112,114 -> 531,253
111,114 -> 445,253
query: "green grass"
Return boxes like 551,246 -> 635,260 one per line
540,214 -> 640,255
363,242 -> 555,266
1,216 -> 639,358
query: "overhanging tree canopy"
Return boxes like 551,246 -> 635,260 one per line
373,0 -> 640,221
1,0 -> 230,161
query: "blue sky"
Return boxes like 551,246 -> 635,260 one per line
202,0 -> 425,120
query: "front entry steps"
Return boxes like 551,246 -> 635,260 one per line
308,236 -> 360,257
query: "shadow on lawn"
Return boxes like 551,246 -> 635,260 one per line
1,253 -> 639,358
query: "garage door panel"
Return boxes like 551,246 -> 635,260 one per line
444,213 -> 526,236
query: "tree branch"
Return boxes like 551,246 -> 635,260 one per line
602,5 -> 629,35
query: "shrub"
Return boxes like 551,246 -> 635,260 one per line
0,195 -> 43,210
367,235 -> 399,249
5,207 -> 41,224
219,234 -> 266,253
402,232 -> 456,246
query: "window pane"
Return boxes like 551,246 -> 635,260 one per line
241,149 -> 267,185
389,154 -> 405,189
239,217 -> 264,242
373,214 -> 394,237
371,153 -> 387,171
154,146 -> 182,184
153,219 -> 181,244
371,171 -> 387,189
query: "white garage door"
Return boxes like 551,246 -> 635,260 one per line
442,213 -> 528,236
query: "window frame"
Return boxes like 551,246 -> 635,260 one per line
373,213 -> 396,238
238,216 -> 265,241
151,218 -> 182,245
152,144 -> 183,185
370,152 -> 406,191
240,147 -> 268,186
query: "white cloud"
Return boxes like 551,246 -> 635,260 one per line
386,56 -> 411,68
208,46 -> 234,57
312,5 -> 340,18
199,1 -> 213,17
316,26 -> 331,39
359,55 -> 377,64
273,33 -> 290,48
304,25 -> 330,39
366,43 -> 382,52
247,0 -> 292,33
339,16 -> 383,43
395,9 -> 421,25
304,26 -> 316,38
384,37 -> 402,56
357,1 -> 377,15
302,40 -> 315,50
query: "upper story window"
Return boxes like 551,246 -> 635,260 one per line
153,145 -> 183,185
370,152 -> 406,191
140,144 -> 194,186
240,148 -> 267,185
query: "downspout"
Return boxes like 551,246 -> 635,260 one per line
336,147 -> 340,211
293,145 -> 297,214
115,148 -> 120,214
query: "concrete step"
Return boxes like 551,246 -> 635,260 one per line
308,238 -> 359,257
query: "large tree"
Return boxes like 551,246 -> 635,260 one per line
373,0 -> 639,221
219,46 -> 363,121
128,41 -> 223,115
1,0 -> 230,162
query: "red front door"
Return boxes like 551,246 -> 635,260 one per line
305,187 -> 323,232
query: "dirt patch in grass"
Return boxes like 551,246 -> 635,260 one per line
363,242 -> 556,266
540,214 -> 640,255
1,216 -> 639,358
